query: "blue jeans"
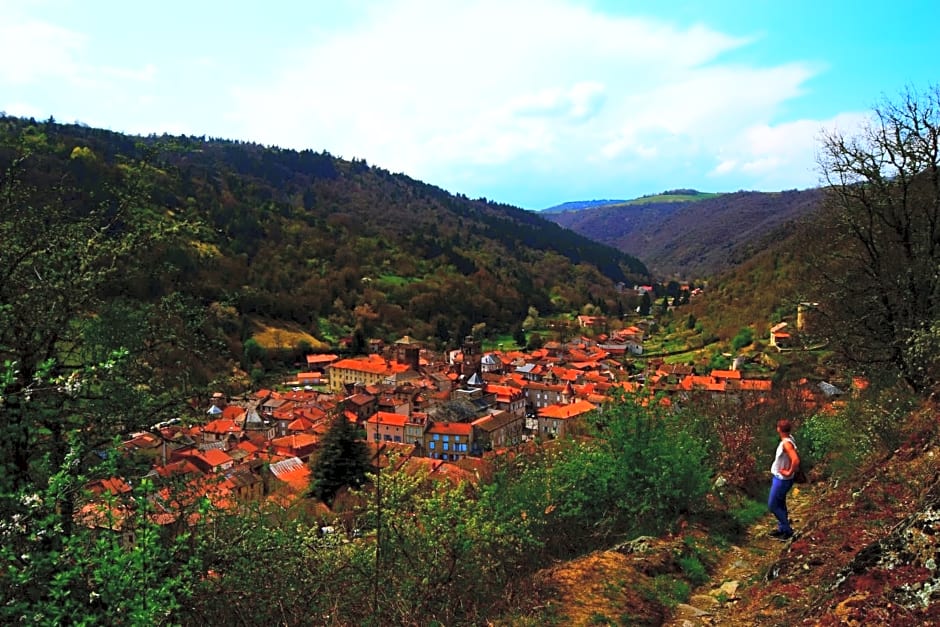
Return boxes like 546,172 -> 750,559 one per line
768,476 -> 794,534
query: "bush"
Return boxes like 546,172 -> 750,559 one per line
731,327 -> 754,352
600,393 -> 711,533
679,555 -> 709,586
642,575 -> 690,609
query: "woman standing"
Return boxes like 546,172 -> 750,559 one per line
768,419 -> 800,540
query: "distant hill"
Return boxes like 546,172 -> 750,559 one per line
618,189 -> 722,205
541,199 -> 627,214
545,188 -> 824,279
542,189 -> 719,214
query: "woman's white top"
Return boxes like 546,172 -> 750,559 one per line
771,436 -> 797,479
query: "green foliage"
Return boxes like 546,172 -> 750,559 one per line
363,464 -> 539,625
730,327 -> 754,352
708,352 -> 732,371
600,394 -> 711,532
479,394 -> 712,561
799,412 -> 852,475
1,114 -> 651,351
679,555 -> 709,586
801,386 -> 916,479
642,575 -> 690,609
0,143 -> 216,625
730,497 -> 770,529
1,447 -> 200,625
242,337 -> 267,366
187,504 -> 354,625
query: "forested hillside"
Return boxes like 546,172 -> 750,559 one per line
0,116 -> 648,357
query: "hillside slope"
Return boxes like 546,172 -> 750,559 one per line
505,401 -> 940,626
0,116 -> 648,355
547,189 -> 823,279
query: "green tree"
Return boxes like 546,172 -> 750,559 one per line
0,150 -> 203,491
601,392 -> 711,532
186,504 -> 344,625
730,327 -> 754,352
361,461 -> 537,626
243,337 -> 267,367
815,85 -> 940,394
350,328 -> 367,356
310,413 -> 372,506
0,144 -> 206,623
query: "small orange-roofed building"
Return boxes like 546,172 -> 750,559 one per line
536,399 -> 597,439
366,411 -> 408,444
271,433 -> 319,461
425,421 -> 473,462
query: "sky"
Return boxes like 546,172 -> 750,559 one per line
2,1 -> 938,210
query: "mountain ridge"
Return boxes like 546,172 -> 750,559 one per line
545,188 -> 824,279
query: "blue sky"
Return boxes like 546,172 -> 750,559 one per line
2,0 -> 937,209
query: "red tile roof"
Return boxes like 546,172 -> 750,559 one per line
427,421 -> 473,436
367,411 -> 408,428
538,399 -> 597,419
203,418 -> 242,435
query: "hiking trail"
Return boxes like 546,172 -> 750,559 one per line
665,483 -> 815,626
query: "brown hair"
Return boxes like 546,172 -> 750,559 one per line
776,419 -> 793,434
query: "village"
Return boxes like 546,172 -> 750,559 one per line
81,309 -> 834,543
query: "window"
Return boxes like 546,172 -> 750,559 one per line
443,442 -> 449,451
443,435 -> 449,442
429,441 -> 435,450
433,433 -> 440,441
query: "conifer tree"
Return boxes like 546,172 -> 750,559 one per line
310,413 -> 371,506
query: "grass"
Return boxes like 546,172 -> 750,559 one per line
620,192 -> 722,205
679,555 -> 709,586
483,333 -> 524,351
641,575 -> 690,609
375,273 -> 419,287
731,498 -> 769,529
315,317 -> 348,344
250,320 -> 329,351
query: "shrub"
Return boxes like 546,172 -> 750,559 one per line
600,392 -> 711,534
731,327 -> 754,352
642,575 -> 690,608
679,555 -> 709,586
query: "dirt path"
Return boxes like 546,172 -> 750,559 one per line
665,483 -> 815,626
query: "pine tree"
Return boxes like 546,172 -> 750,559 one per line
309,413 -> 372,506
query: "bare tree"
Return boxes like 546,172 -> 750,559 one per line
814,85 -> 940,394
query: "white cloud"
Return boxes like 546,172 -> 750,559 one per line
707,111 -> 869,189
0,12 -> 85,84
225,1 -> 761,179
1,0 -> 853,206
0,5 -> 154,93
